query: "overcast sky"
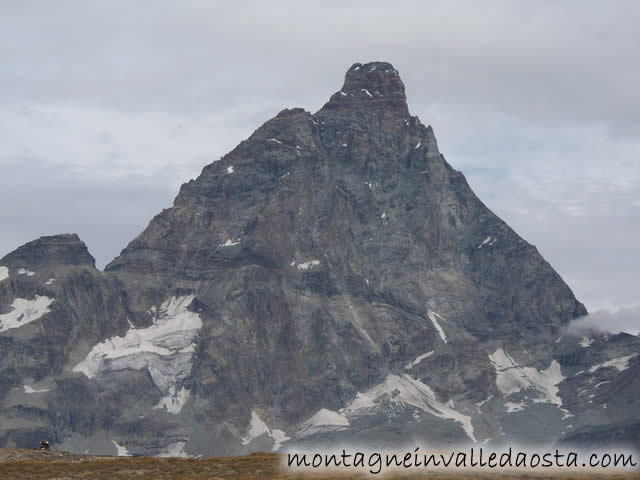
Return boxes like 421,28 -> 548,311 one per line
1,1 -> 638,329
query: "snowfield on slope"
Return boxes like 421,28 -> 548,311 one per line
73,295 -> 202,414
427,310 -> 447,343
341,373 -> 476,442
589,354 -> 637,373
296,408 -> 350,438
242,410 -> 289,451
489,348 -> 565,408
0,295 -> 54,333
24,384 -> 50,394
404,351 -> 434,370
111,440 -> 130,457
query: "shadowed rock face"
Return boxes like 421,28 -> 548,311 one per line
1,234 -> 96,269
0,62 -> 637,456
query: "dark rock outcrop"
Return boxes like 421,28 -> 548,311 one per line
1,234 -> 95,269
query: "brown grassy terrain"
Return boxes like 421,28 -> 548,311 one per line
0,449 -> 638,480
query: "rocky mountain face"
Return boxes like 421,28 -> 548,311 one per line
1,62 -> 638,456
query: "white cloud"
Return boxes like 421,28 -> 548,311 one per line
565,306 -> 640,336
567,306 -> 640,335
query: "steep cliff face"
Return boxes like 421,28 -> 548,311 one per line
0,62 -> 637,456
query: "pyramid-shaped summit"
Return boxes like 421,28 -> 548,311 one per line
1,62 -> 638,457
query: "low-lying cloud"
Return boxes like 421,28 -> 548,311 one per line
566,306 -> 640,336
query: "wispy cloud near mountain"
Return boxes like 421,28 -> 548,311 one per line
566,306 -> 640,336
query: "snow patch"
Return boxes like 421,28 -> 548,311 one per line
24,384 -> 50,394
427,310 -> 447,343
226,165 -> 234,174
111,440 -> 130,457
361,88 -> 373,98
0,266 -> 8,282
415,141 -> 421,149
305,408 -> 349,427
219,238 -> 240,247
339,91 -> 348,96
271,429 -> 290,452
489,348 -> 565,407
478,236 -> 498,248
153,386 -> 190,414
297,408 -> 350,438
242,410 -> 290,451
242,410 -> 271,445
342,373 -> 476,442
45,278 -> 56,285
17,268 -> 35,276
0,295 -> 54,333
73,295 -> 202,415
589,355 -> 636,373
579,337 -> 593,348
296,260 -> 320,270
267,138 -> 282,144
381,212 -> 386,219
404,351 -> 434,370
505,401 -> 526,413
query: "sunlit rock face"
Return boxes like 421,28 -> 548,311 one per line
1,62 -> 638,456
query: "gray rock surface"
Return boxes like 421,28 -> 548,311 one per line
0,62 -> 637,456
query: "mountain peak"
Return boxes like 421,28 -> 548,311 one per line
0,233 -> 96,269
322,61 -> 408,114
3,61 -> 627,460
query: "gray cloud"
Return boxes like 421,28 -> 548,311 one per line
2,1 -> 639,129
0,1 -> 638,330
0,156 -> 174,268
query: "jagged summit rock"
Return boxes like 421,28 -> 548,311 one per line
1,62 -> 638,456
323,62 -> 409,115
1,234 -> 96,269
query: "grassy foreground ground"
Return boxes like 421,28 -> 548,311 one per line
0,449 -> 638,480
